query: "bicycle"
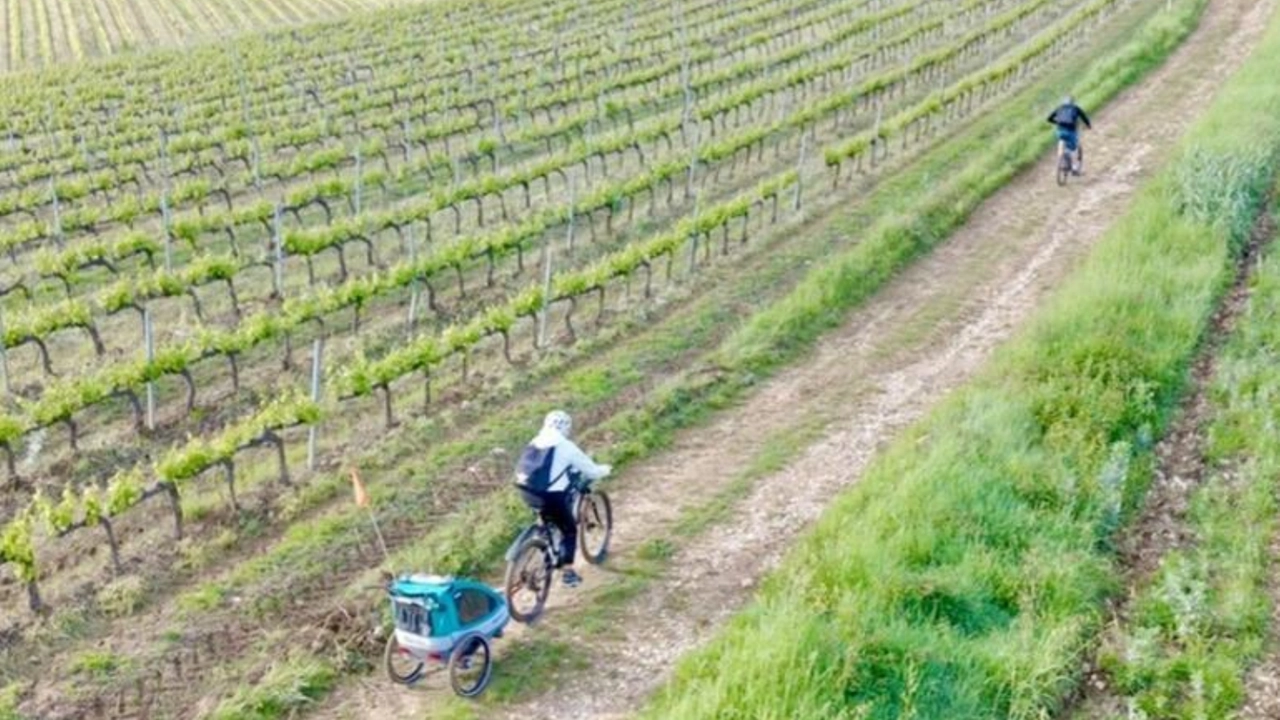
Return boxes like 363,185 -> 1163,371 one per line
503,477 -> 613,623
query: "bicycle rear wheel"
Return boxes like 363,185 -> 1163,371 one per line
578,490 -> 613,565
504,537 -> 553,623
1056,154 -> 1071,186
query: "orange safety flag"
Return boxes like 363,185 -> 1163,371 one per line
350,468 -> 371,508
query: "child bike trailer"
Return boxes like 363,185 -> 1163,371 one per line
383,573 -> 510,697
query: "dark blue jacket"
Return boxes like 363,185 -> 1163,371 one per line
1047,103 -> 1092,131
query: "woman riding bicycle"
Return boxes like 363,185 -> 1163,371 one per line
513,410 -> 611,588
1047,95 -> 1092,176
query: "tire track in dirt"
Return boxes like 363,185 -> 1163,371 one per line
313,1 -> 1272,717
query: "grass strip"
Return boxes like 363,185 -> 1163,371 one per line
642,2 -> 1280,718
1094,198 -> 1280,718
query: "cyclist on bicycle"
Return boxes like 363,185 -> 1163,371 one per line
514,410 -> 611,588
1047,95 -> 1092,176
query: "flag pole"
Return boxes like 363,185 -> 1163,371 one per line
367,505 -> 390,562
350,468 -> 389,561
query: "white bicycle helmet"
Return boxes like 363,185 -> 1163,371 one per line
543,410 -> 572,437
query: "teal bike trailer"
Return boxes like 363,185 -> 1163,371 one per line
384,574 -> 510,697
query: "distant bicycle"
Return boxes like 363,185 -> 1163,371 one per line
1047,95 -> 1091,186
503,477 -> 613,623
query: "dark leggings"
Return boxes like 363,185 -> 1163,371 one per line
518,488 -> 577,566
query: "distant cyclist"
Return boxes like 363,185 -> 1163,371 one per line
1047,95 -> 1092,176
513,410 -> 611,588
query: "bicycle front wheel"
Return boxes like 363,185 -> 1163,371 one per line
504,537 -> 553,623
578,490 -> 613,565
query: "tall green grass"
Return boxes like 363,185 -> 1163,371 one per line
1095,197 -> 1280,719
643,3 -> 1280,719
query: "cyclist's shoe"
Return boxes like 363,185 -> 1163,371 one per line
562,569 -> 583,588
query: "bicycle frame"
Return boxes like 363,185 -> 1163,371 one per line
503,522 -> 547,562
504,483 -> 592,563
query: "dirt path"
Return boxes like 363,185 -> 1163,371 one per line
313,1 -> 1274,718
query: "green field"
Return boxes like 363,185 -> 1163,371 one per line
0,0 -> 413,70
2,0 -> 1279,716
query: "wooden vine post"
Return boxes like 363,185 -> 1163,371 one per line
231,44 -> 263,193
406,226 -> 422,336
159,127 -> 175,272
688,190 -> 702,273
354,146 -> 363,215
684,122 -> 701,202
0,306 -> 9,395
48,177 -> 64,250
307,339 -> 323,471
144,308 -> 156,431
537,215 -> 562,349
160,194 -> 174,272
566,176 -> 577,253
272,203 -> 285,298
794,130 -> 807,212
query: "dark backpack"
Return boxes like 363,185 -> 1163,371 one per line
514,444 -> 558,491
